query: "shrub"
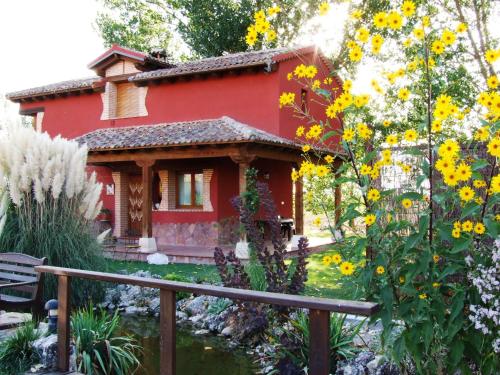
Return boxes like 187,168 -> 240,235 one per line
271,312 -> 363,373
162,273 -> 192,300
72,306 -> 140,375
0,321 -> 41,375
207,298 -> 232,315
0,124 -> 106,306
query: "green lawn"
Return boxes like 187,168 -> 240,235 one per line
107,247 -> 361,300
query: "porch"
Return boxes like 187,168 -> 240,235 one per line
102,236 -> 334,264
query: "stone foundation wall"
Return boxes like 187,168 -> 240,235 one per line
153,218 -> 240,247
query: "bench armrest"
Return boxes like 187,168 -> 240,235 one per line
0,281 -> 38,290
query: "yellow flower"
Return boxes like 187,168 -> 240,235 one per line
291,170 -> 299,182
496,214 -> 500,221
431,120 -> 442,133
367,188 -> 381,202
458,186 -> 475,202
339,261 -> 355,276
383,134 -> 397,146
343,128 -> 355,142
433,254 -> 440,263
365,214 -> 376,226
316,165 -> 329,177
313,217 -> 322,226
287,72 -> 293,81
435,158 -> 455,174
383,120 -> 391,127
254,10 -> 266,22
267,6 -> 281,16
433,282 -> 441,288
343,79 -> 353,92
404,129 -> 418,142
356,27 -> 370,43
351,9 -> 362,19
456,23 -> 467,33
294,64 -> 307,78
491,174 -> 500,193
373,12 -> 387,28
462,220 -> 473,232
376,266 -> 385,275
356,122 -> 373,140
324,77 -> 333,85
311,80 -> 321,90
372,34 -> 384,47
319,2 -> 330,16
387,11 -> 403,30
485,49 -> 499,64
473,180 -> 486,188
305,65 -> 318,79
279,92 -> 295,107
487,75 -> 499,89
444,171 -> 459,187
255,19 -> 271,33
401,1 -> 416,17
419,293 -> 427,300
325,103 -> 338,119
307,124 -> 323,139
398,88 -> 411,101
331,253 -> 342,264
246,30 -> 258,46
401,198 -> 412,209
403,38 -> 412,48
325,155 -> 334,164
399,276 -> 405,284
438,139 -> 460,158
349,46 -> 363,62
431,40 -> 445,55
487,138 -> 500,157
474,126 -> 490,141
441,29 -> 456,46
456,163 -> 472,182
322,255 -> 332,265
265,29 -> 277,42
453,221 -> 461,230
413,28 -> 425,40
401,164 -> 411,173
474,222 -> 485,234
302,145 -> 311,153
360,164 -> 372,175
422,16 -> 430,27
452,228 -> 461,238
296,126 -> 305,137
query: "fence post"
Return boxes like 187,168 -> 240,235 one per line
309,309 -> 330,375
57,275 -> 71,372
160,289 -> 176,375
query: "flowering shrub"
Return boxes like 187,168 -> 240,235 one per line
0,123 -> 106,305
249,1 -> 499,373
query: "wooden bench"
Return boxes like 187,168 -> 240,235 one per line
0,253 -> 47,322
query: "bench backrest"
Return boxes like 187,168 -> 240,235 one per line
0,253 -> 47,301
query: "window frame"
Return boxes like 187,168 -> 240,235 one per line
175,171 -> 204,209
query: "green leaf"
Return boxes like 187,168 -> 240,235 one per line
484,217 -> 500,238
422,321 -> 433,350
399,192 -> 423,201
450,237 -> 472,253
472,159 -> 489,171
404,232 -> 423,252
321,130 -> 337,142
460,202 -> 481,219
416,175 -> 427,189
448,340 -> 464,370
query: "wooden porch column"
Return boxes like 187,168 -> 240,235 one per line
136,160 -> 155,237
238,161 -> 250,194
294,175 -> 304,235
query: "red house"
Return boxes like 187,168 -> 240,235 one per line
6,45 -> 342,257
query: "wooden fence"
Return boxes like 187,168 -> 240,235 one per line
35,266 -> 379,375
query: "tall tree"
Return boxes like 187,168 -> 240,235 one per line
95,0 -> 324,57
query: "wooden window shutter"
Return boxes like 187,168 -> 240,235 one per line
116,83 -> 139,118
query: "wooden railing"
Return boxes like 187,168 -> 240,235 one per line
35,266 -> 379,375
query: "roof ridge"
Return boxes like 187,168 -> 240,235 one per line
6,77 -> 100,99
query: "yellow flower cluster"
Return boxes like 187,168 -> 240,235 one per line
326,85 -> 355,119
367,188 -> 381,202
301,124 -> 322,140
293,64 -> 318,79
279,92 -> 295,108
293,160 -> 331,180
435,139 -> 472,187
452,220 -> 485,238
485,49 -> 500,64
477,91 -> 500,121
433,94 -> 461,122
319,2 -> 330,16
246,8 -> 280,46
322,253 -> 342,266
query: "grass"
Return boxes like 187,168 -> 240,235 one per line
108,245 -> 361,300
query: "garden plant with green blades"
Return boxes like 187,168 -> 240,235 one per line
72,306 -> 141,375
249,1 -> 500,374
0,321 -> 41,375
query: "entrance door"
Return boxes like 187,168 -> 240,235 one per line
128,175 -> 143,236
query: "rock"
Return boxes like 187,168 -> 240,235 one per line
149,297 -> 161,313
124,306 -> 149,315
147,253 -> 169,265
32,334 -> 58,370
189,314 -> 205,324
367,355 -> 387,372
221,326 -> 233,336
183,295 -> 218,316
176,311 -> 188,321
194,329 -> 210,335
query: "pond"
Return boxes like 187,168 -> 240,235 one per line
119,315 -> 258,375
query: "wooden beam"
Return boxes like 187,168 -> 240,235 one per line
57,275 -> 71,372
136,159 -> 155,237
295,175 -> 304,235
309,310 -> 330,375
160,289 -> 176,375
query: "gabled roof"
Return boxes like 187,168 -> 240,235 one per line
130,46 -> 329,83
75,116 -> 301,151
88,44 -> 173,76
5,77 -> 103,102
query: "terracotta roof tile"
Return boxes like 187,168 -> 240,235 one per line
129,47 -> 294,82
5,77 -> 101,101
76,117 -> 301,151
